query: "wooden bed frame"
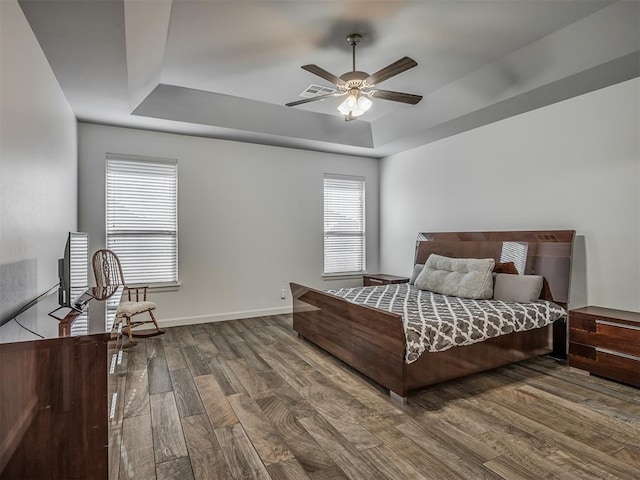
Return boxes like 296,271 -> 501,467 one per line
291,230 -> 575,401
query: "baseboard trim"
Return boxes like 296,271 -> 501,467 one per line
147,306 -> 293,329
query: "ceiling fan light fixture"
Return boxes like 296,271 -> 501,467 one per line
337,92 -> 372,118
337,94 -> 357,115
355,96 -> 372,115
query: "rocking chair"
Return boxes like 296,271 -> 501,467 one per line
92,248 -> 164,345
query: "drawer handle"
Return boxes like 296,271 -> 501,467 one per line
109,354 -> 117,375
368,278 -> 383,283
596,319 -> 640,331
596,347 -> 640,361
109,392 -> 118,420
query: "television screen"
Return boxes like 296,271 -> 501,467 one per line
58,232 -> 89,309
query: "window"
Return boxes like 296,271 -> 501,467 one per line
106,154 -> 178,286
323,174 -> 365,275
500,241 -> 528,275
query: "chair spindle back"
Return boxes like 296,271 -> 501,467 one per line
92,249 -> 126,289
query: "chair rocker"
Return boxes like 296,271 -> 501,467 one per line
92,248 -> 164,345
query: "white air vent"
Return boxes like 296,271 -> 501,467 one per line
299,84 -> 337,98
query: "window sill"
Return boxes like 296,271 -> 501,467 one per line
322,273 -> 366,280
128,283 -> 181,293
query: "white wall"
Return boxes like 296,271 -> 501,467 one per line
380,79 -> 640,312
78,124 -> 379,325
0,1 -> 77,324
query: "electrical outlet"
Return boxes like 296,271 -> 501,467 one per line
280,287 -> 286,299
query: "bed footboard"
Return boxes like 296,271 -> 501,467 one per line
290,283 -> 408,396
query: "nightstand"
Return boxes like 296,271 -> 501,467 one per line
363,273 -> 410,287
569,306 -> 640,388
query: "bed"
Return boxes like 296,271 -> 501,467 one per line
290,230 -> 575,402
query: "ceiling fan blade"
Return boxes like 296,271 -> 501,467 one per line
365,57 -> 417,86
371,89 -> 422,105
302,64 -> 347,87
285,92 -> 343,107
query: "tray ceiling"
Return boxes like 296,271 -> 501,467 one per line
18,0 -> 639,157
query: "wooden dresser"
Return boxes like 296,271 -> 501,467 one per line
569,306 -> 640,388
0,286 -> 124,479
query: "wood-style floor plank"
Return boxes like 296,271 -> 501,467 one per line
396,420 -> 502,480
227,357 -> 272,399
115,316 -> 640,480
156,457 -> 194,480
266,458 -> 311,480
149,392 -> 189,464
614,447 -> 640,469
192,332 -> 219,359
359,444 -> 429,480
127,338 -> 148,371
163,344 -> 187,371
181,414 -> 236,480
147,338 -> 173,395
299,414 -> 387,480
169,368 -> 206,418
208,356 -> 248,396
256,395 -> 336,476
123,368 -> 150,419
183,345 -> 211,377
211,333 -> 238,360
182,413 -> 218,457
190,449 -> 235,480
214,423 -> 272,480
119,447 -> 156,480
119,414 -> 155,480
226,393 -> 294,466
194,374 -> 238,428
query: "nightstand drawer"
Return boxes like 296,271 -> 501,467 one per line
570,349 -> 640,387
570,316 -> 640,358
569,306 -> 640,388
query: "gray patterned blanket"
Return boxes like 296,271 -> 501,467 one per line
326,284 -> 566,364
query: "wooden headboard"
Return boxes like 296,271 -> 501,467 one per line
414,230 -> 575,307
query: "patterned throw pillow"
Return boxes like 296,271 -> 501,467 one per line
414,254 -> 495,299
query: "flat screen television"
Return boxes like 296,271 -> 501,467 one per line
55,232 -> 90,314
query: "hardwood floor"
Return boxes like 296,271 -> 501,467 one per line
114,315 -> 640,480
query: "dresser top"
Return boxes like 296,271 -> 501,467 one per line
0,286 -> 122,344
570,306 -> 640,325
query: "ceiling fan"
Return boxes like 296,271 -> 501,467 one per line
286,34 -> 423,121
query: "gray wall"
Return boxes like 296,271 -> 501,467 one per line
0,1 -> 77,325
380,78 -> 640,312
78,123 -> 379,326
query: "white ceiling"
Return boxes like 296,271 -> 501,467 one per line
18,0 -> 640,158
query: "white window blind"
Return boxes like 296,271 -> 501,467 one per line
106,154 -> 178,286
323,174 -> 365,275
500,241 -> 528,275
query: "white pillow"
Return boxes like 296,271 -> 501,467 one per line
414,254 -> 495,299
493,274 -> 543,303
